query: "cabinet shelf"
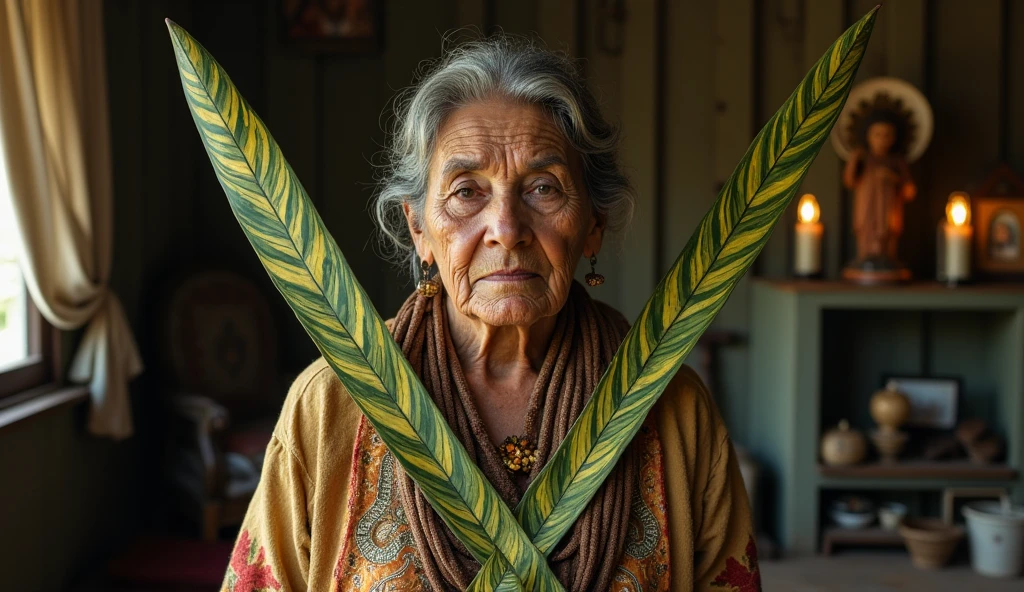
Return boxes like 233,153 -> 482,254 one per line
757,280 -> 1024,297
818,461 -> 1017,481
821,527 -> 905,556
750,279 -> 1024,555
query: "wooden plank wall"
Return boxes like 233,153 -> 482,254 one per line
109,0 -> 467,373
1014,2 -> 1024,172
615,0 -> 1023,445
106,0 -> 1024,443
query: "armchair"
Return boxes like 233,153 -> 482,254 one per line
158,269 -> 284,540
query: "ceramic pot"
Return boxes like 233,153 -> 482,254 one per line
871,383 -> 911,430
821,420 -> 867,466
900,518 -> 964,570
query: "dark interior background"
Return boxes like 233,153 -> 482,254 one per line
2,1 -> 1023,588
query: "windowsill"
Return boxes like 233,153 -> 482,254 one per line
0,384 -> 89,430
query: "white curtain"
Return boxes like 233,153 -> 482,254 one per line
0,0 -> 142,439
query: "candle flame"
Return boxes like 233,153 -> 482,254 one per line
797,193 -> 820,224
946,192 -> 970,227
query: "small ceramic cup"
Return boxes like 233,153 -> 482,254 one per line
878,502 -> 908,530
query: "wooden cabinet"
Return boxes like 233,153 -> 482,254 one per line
749,279 -> 1024,555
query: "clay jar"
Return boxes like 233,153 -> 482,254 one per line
870,383 -> 910,431
821,419 -> 868,466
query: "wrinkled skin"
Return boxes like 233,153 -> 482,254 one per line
403,98 -> 604,445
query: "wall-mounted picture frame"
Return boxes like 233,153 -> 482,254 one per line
279,0 -> 384,55
942,487 -> 1009,525
883,375 -> 960,430
972,165 -> 1024,280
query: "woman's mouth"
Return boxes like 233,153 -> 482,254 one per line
481,268 -> 539,282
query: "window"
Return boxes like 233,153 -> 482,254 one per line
0,202 -> 27,369
0,135 -> 51,401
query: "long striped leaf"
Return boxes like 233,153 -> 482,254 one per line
165,20 -> 556,592
468,7 -> 878,589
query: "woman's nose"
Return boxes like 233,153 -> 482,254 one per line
483,191 -> 533,250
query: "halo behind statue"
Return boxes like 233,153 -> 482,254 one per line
831,77 -> 933,163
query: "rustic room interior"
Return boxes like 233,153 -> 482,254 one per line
1,0 -> 1023,590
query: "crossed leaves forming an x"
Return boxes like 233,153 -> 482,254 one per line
167,7 -> 876,590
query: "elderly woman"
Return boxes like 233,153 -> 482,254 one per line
224,37 -> 758,592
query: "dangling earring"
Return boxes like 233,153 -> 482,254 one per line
416,259 -> 440,297
585,255 -> 605,286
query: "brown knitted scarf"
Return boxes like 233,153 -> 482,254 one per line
389,281 -> 637,591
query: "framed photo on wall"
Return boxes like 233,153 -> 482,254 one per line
883,376 -> 960,430
279,0 -> 384,54
942,487 -> 1009,525
972,165 -> 1024,280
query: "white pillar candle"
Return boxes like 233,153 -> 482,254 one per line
794,221 -> 823,276
941,222 -> 972,282
939,192 -> 973,285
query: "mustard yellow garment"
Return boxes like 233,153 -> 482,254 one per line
220,358 -> 759,592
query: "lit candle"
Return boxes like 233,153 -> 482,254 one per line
938,192 -> 972,285
794,193 -> 823,277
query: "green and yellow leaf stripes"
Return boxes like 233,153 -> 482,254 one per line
165,20 -> 560,592
467,7 -> 879,590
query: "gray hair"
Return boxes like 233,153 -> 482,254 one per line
373,34 -> 635,281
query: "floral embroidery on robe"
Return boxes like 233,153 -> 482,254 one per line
226,530 -> 282,592
332,419 -> 671,591
710,535 -> 760,592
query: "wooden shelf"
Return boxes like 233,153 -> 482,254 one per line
818,461 -> 1017,481
751,280 -> 1024,554
822,527 -> 905,556
754,278 -> 1024,295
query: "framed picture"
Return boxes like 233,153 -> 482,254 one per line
883,376 -> 960,430
972,165 -> 1024,279
942,487 -> 1009,525
279,0 -> 384,54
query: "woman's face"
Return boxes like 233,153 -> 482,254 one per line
404,98 -> 603,327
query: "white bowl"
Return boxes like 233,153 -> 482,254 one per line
831,509 -> 875,529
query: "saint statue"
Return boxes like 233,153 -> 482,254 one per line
831,78 -> 933,284
844,112 -> 916,265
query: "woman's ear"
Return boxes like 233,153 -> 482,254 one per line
403,201 -> 432,263
582,210 -> 605,258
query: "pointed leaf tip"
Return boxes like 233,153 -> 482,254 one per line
165,18 -> 190,46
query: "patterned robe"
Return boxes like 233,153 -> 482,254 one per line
221,358 -> 759,592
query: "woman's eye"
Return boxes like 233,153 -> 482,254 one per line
532,184 -> 558,197
454,187 -> 476,199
